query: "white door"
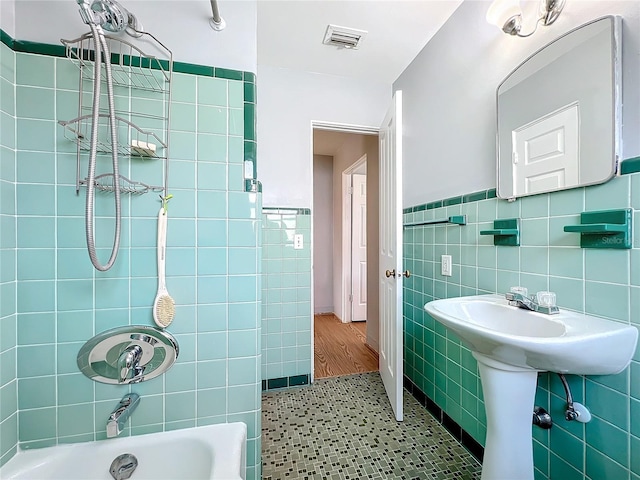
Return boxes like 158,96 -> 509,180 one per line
379,91 -> 403,421
512,102 -> 579,196
351,173 -> 367,322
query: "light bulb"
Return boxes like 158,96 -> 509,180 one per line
486,0 -> 522,29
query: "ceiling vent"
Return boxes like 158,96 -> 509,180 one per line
323,24 -> 367,50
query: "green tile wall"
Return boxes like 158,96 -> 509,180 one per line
261,209 -> 312,381
403,174 -> 640,479
0,32 -> 261,479
0,39 -> 17,467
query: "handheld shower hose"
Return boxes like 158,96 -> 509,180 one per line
85,22 -> 121,271
76,0 -> 140,271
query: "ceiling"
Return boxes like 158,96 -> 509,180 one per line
257,0 -> 463,84
312,129 -> 369,156
258,1 -> 464,156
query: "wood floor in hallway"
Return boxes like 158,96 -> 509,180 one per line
314,313 -> 379,379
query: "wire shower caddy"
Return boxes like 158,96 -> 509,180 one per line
58,30 -> 173,196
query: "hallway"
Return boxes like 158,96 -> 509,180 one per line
314,314 -> 378,379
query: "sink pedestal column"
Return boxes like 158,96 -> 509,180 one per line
473,352 -> 539,480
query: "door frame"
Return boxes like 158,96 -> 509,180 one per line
310,121 -> 379,383
341,154 -> 367,324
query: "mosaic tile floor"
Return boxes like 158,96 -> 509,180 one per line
262,372 -> 482,479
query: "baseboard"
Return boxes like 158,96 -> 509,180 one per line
262,374 -> 311,391
364,343 -> 379,359
403,376 -> 484,463
314,311 -> 335,316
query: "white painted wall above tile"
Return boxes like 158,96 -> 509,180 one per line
257,64 -> 390,208
12,0 -> 257,72
395,0 -> 640,208
0,0 -> 16,37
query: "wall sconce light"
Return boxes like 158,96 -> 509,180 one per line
486,0 -> 565,37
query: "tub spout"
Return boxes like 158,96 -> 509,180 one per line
107,393 -> 140,438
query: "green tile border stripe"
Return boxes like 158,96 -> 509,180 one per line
13,39 -> 66,57
1,29 -> 13,48
262,207 -> 311,215
1,28 -> 259,194
173,61 -> 214,77
403,155 -> 640,215
403,188 -> 497,215
244,81 -> 256,103
620,156 -> 640,175
215,67 -> 243,81
0,29 -> 254,83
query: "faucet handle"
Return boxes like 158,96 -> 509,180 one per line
118,344 -> 144,383
509,286 -> 529,297
536,291 -> 556,308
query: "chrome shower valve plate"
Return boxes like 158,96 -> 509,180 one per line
77,325 -> 179,384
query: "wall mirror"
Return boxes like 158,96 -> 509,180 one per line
496,16 -> 621,200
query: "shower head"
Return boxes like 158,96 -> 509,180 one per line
76,0 -> 143,36
91,0 -> 129,32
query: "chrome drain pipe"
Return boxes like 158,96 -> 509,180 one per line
558,373 -> 592,423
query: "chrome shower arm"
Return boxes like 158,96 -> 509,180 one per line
209,0 -> 226,31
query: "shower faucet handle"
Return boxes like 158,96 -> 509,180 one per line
118,344 -> 144,383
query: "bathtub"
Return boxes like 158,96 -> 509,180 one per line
0,422 -> 246,480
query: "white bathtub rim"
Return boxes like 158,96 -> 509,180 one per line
0,421 -> 247,480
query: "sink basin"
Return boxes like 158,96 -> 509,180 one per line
424,294 -> 638,480
425,294 -> 638,375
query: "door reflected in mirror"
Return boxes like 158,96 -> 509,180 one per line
496,16 -> 621,200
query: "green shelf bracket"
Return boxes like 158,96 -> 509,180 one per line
563,208 -> 632,249
448,215 -> 467,225
404,215 -> 467,228
480,218 -> 520,246
479,229 -> 519,236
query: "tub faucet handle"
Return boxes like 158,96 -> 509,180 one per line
118,344 -> 143,383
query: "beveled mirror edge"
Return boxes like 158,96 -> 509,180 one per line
495,15 -> 622,201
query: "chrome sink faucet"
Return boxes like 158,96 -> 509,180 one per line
505,287 -> 559,315
107,393 -> 140,438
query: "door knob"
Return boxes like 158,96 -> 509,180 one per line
401,270 -> 411,278
385,269 -> 396,278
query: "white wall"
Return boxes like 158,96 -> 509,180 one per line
1,0 -> 16,36
313,154 -> 334,314
330,134 -> 379,350
365,136 -> 379,352
12,0 -> 257,72
395,0 -> 640,208
257,64 -> 390,208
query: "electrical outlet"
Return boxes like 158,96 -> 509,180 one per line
294,234 -> 304,250
441,254 -> 452,276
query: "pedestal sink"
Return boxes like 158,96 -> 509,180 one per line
424,294 -> 638,480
